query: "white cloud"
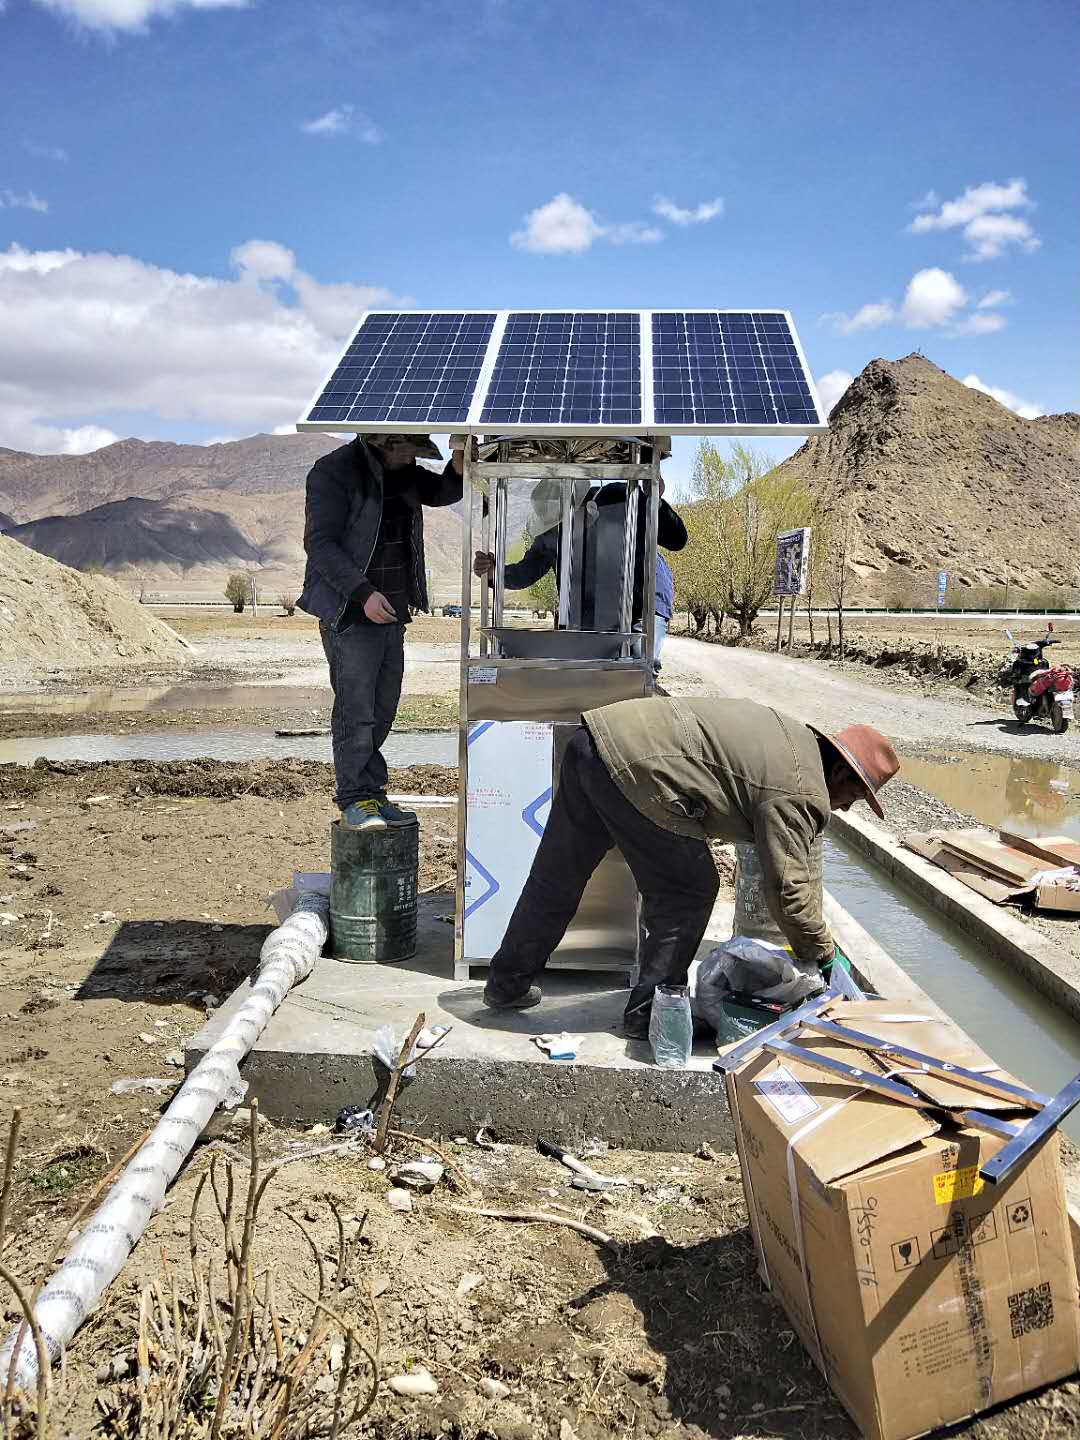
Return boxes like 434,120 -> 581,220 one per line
1,190 -> 49,213
900,267 -> 967,328
25,142 -> 69,163
816,369 -> 854,415
910,189 -> 940,211
607,220 -> 664,246
822,299 -> 896,334
60,424 -> 121,453
977,288 -> 1011,309
300,104 -> 381,144
33,0 -> 249,32
962,373 -> 1043,420
511,193 -> 605,254
949,311 -> 1007,337
0,239 -> 405,454
652,195 -> 724,226
908,178 -> 1040,260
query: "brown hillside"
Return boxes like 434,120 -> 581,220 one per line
779,354 -> 1079,604
0,436 -> 467,594
0,534 -> 190,680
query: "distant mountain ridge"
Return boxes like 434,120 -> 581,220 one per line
774,354 -> 1079,605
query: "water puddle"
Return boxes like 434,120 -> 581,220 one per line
0,685 -> 334,718
826,834 -> 1080,1141
0,729 -> 456,767
903,750 -> 1080,843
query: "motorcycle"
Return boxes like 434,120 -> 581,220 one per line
998,623 -> 1074,734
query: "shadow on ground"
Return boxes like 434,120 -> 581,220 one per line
75,919 -> 269,1004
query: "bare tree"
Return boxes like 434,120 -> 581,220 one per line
279,592 -> 298,616
691,441 -> 818,639
823,500 -> 856,658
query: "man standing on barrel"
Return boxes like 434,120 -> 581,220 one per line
299,433 -> 467,831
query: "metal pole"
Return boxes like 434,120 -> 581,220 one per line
455,445 -> 476,976
775,596 -> 784,652
787,594 -> 795,650
557,478 -> 573,629
641,446 -> 660,689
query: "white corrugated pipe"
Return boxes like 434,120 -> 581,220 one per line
1,892 -> 329,1389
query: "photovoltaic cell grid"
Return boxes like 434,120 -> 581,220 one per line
652,312 -> 818,427
479,312 -> 641,427
305,312 -> 495,426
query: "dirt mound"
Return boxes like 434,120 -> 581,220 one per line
0,757 -> 457,803
779,354 -> 1080,605
0,534 -> 190,683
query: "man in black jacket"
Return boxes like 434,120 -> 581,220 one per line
298,433 -> 465,831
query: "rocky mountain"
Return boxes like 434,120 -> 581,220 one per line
0,510 -> 13,532
779,354 -> 1080,605
0,433 -> 342,523
0,534 -> 190,681
0,434 -> 466,596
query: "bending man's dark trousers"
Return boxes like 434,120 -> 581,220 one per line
487,725 -> 719,1030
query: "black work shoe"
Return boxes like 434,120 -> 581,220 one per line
622,1014 -> 651,1041
483,982 -> 542,1011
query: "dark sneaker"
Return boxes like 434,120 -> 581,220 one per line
341,799 -> 387,831
379,798 -> 417,826
622,1013 -> 651,1040
483,982 -> 542,1011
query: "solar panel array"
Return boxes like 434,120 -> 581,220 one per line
480,311 -> 641,427
304,311 -> 495,427
299,310 -> 826,434
652,311 -> 819,427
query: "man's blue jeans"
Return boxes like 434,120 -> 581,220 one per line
319,620 -> 405,809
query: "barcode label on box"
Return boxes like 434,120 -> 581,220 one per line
754,1064 -> 820,1124
1009,1282 -> 1054,1338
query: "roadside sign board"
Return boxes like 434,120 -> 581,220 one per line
774,528 -> 812,597
937,570 -> 948,608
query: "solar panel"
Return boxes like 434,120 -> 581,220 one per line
298,309 -> 826,436
480,311 -> 641,427
304,311 -> 496,427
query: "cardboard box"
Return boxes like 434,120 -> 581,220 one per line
725,1000 -> 1080,1440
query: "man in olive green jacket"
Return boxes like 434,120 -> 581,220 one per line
484,697 -> 899,1038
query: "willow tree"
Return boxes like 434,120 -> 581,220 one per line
690,441 -> 817,639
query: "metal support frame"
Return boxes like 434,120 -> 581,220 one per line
455,438 -> 664,980
711,993 -> 1080,1187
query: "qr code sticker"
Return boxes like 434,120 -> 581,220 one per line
1009,1282 -> 1054,1338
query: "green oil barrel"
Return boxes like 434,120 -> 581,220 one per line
329,819 -> 419,963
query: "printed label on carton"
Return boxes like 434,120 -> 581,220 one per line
933,1164 -> 984,1205
754,1064 -> 820,1124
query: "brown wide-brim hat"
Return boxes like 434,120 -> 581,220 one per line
811,723 -> 900,820
361,433 -> 443,460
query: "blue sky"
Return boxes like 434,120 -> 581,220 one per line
0,0 -> 1076,494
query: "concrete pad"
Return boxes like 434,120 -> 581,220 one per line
188,895 -> 737,1151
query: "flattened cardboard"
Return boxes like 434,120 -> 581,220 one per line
1001,831 -> 1080,870
727,1000 -> 1080,1440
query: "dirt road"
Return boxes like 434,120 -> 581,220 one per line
663,635 -> 1080,763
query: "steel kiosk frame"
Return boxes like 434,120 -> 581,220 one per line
453,438 -> 662,982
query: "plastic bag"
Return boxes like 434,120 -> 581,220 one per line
693,936 -> 824,1035
649,984 -> 693,1068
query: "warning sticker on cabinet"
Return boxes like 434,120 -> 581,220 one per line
469,667 -> 498,684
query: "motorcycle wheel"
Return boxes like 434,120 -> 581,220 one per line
1013,697 -> 1030,724
1052,702 -> 1070,735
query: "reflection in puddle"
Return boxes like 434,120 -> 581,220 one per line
0,729 -> 456,767
826,835 -> 1080,1141
903,751 -> 1080,843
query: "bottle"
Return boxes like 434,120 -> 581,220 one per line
649,984 -> 693,1068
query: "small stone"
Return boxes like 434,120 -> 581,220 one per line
455,1273 -> 482,1299
329,1341 -> 345,1374
392,1161 -> 444,1193
366,1156 -> 386,1172
386,1187 -> 413,1213
99,911 -> 118,922
313,1375 -> 336,1394
164,1050 -> 184,1068
307,1123 -> 331,1137
389,1369 -> 438,1397
479,1377 -> 510,1401
560,1421 -> 581,1440
138,1032 -> 157,1046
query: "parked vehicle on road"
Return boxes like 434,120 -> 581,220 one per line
998,624 -> 1074,733
441,604 -> 462,618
